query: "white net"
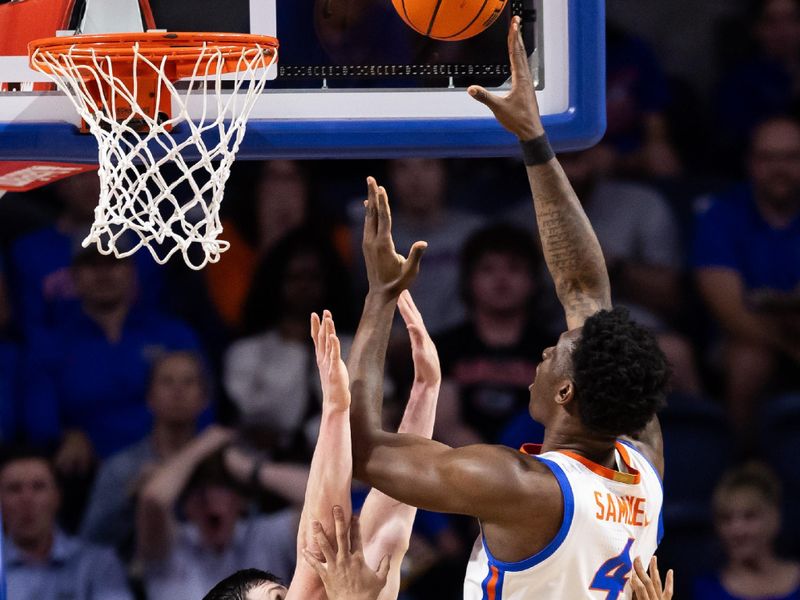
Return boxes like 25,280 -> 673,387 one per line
30,36 -> 278,269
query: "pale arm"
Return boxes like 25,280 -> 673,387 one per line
222,448 -> 310,505
286,312 -> 353,600
359,291 -> 441,600
136,426 -> 233,561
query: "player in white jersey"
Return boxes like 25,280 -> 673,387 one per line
343,16 -> 670,600
463,440 -> 663,599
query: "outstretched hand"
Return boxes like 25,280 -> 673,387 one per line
631,556 -> 674,600
468,16 -> 544,141
362,177 -> 427,299
398,291 -> 440,388
303,506 -> 390,600
311,311 -> 350,412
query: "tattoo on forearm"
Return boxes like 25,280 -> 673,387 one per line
528,164 -> 611,321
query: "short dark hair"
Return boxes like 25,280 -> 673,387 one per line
203,569 -> 284,600
459,224 -> 542,308
572,308 -> 669,437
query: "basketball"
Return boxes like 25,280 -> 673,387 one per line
391,0 -> 509,41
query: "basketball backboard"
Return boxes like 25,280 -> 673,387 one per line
0,0 -> 605,161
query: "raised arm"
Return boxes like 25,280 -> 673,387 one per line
359,291 -> 441,600
136,426 -> 233,561
347,178 -> 546,522
285,312 -> 354,600
468,16 -> 611,330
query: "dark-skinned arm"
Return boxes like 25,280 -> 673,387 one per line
469,17 -> 663,470
469,17 -> 611,330
346,179 -> 545,521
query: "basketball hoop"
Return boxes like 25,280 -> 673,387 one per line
29,32 -> 279,269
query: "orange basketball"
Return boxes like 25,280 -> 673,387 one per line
392,0 -> 509,42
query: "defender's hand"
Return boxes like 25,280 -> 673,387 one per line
631,556 -> 674,600
311,311 -> 351,411
398,290 -> 441,387
468,16 -> 544,141
303,507 -> 390,600
362,177 -> 427,298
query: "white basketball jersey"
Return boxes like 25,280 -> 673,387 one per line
463,441 -> 663,600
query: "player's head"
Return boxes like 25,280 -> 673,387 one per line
0,447 -> 61,548
748,116 -> 800,209
182,453 -> 248,551
460,224 -> 542,315
147,351 -> 209,427
712,462 -> 783,562
203,569 -> 286,600
529,308 -> 669,438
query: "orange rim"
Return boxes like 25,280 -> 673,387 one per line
29,32 -> 278,67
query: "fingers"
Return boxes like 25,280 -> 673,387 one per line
664,569 -> 674,599
332,505 -> 349,555
328,332 -> 342,366
310,312 -> 320,344
406,324 -> 424,350
302,548 -> 326,579
649,556 -> 663,596
377,185 -> 392,238
630,570 -> 646,599
468,85 -> 502,113
375,554 -> 391,583
633,557 -> 657,599
349,513 -> 363,554
403,241 -> 428,279
312,520 -> 336,564
397,291 -> 415,327
363,176 -> 380,241
507,15 -> 530,88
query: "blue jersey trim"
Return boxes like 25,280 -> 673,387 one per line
617,440 -> 665,544
481,456 -> 575,572
480,566 -> 493,598
496,568 -> 505,599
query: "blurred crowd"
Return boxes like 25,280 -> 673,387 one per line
1,1 -> 800,599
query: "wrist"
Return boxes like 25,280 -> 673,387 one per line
519,133 -> 555,166
365,288 -> 399,306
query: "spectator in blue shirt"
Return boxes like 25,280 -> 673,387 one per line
693,116 -> 800,437
715,0 -> 800,174
80,351 -> 210,553
8,171 -> 163,335
21,247 -> 200,478
0,448 -> 133,600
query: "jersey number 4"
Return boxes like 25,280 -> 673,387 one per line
589,538 -> 634,600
